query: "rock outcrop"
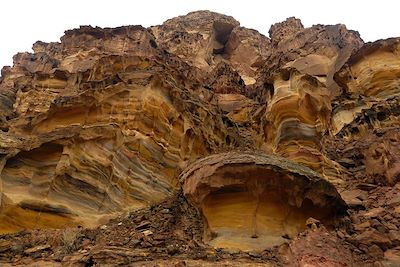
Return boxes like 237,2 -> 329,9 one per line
150,11 -> 270,86
329,38 -> 400,185
1,10 -> 400,266
257,17 -> 364,184
0,24 -> 236,233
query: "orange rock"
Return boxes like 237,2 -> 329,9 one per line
180,151 -> 346,251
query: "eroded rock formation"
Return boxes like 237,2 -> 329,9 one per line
181,151 -> 346,251
256,17 -> 364,184
329,38 -> 400,186
0,24 -> 236,233
1,10 -> 400,266
150,11 -> 270,86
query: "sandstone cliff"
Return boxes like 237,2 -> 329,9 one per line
0,10 -> 400,266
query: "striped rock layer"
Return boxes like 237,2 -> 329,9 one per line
0,11 -> 399,253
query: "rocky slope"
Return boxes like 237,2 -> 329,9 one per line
0,10 -> 400,266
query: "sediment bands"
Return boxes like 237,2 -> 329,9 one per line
180,151 -> 347,251
0,11 -> 399,252
0,54 -> 232,232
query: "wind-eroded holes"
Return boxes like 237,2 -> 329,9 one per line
377,111 -> 387,121
265,83 -> 275,100
350,127 -> 359,134
4,157 -> 23,168
281,70 -> 290,81
85,257 -> 95,267
149,39 -> 157,48
225,135 -> 231,146
364,116 -> 371,124
183,153 -> 348,251
222,116 -> 234,127
202,181 -> 336,250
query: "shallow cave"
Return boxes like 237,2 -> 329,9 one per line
202,184 -> 334,250
212,21 -> 235,55
182,153 -> 347,251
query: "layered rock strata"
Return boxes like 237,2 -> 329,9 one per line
0,24 -> 237,233
330,38 -> 400,185
333,38 -> 400,138
0,12 -> 399,263
257,18 -> 364,184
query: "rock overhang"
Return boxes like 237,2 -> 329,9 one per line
180,151 -> 347,251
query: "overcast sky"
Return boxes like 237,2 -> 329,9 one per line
1,0 -> 399,69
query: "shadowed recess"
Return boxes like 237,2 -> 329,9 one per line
181,152 -> 347,251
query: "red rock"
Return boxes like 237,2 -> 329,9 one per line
382,247 -> 400,266
354,230 -> 392,250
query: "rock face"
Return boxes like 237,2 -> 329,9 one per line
0,10 -> 400,265
258,18 -> 364,184
0,24 -> 235,233
330,38 -> 400,185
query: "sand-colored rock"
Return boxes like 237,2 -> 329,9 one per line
261,17 -> 363,94
332,38 -> 400,140
249,18 -> 365,184
0,13 -> 400,267
262,68 -> 344,183
181,151 -> 346,251
0,24 -> 237,233
364,130 -> 400,185
323,38 -> 400,190
335,38 -> 400,98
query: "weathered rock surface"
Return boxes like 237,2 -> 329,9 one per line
327,38 -> 400,187
1,9 -> 400,266
262,17 -> 363,93
255,17 -> 365,185
0,24 -> 236,233
281,226 -> 355,266
181,151 -> 346,250
150,11 -> 270,86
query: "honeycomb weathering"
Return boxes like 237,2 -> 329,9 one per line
0,10 -> 400,265
181,152 -> 347,250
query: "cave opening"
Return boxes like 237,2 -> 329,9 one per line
212,21 -> 235,55
182,154 -> 347,252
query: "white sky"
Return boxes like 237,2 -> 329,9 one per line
1,0 -> 399,69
